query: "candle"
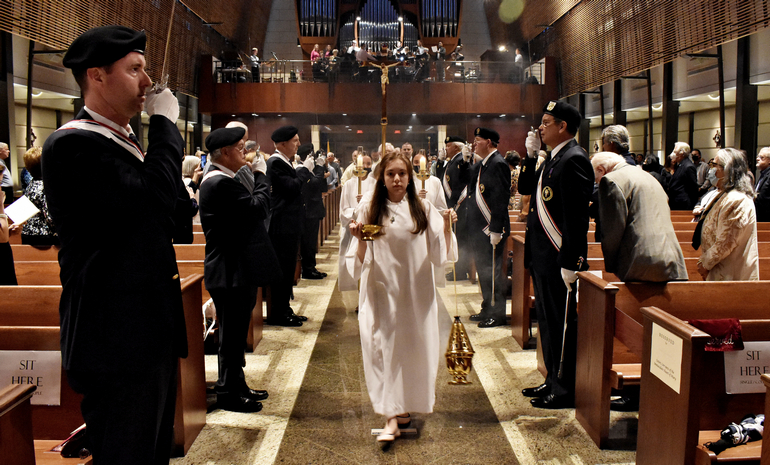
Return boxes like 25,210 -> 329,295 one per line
357,155 -> 363,170
419,157 -> 426,172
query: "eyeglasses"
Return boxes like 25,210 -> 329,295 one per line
540,120 -> 555,128
708,160 -> 724,168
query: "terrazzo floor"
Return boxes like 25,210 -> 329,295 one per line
170,226 -> 638,464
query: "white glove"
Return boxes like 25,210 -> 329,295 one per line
525,130 -> 540,158
252,155 -> 267,174
316,154 -> 326,166
303,155 -> 315,171
490,232 -> 502,247
461,144 -> 471,163
438,149 -> 446,161
145,88 -> 179,122
561,268 -> 578,289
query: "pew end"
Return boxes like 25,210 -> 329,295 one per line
0,384 -> 37,465
637,307 -> 768,465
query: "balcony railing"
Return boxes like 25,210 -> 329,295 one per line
213,58 -> 544,85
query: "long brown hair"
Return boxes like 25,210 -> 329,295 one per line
367,152 -> 428,235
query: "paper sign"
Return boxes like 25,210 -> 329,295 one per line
0,351 -> 62,405
649,322 -> 683,394
724,341 -> 770,394
4,195 -> 40,224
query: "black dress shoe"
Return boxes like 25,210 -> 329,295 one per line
302,269 -> 325,280
530,393 -> 574,409
478,318 -> 506,328
265,316 -> 303,327
290,312 -> 308,322
522,383 -> 550,398
610,396 -> 639,412
244,389 -> 269,401
469,313 -> 485,321
217,394 -> 263,413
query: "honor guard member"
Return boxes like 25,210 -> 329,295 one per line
519,101 -> 593,409
266,126 -> 314,326
442,135 -> 473,280
299,143 -> 329,279
199,127 -> 278,413
466,128 -> 510,327
42,26 -> 186,464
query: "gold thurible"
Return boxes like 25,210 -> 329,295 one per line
445,217 -> 474,384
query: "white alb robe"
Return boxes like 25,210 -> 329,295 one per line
338,175 -> 376,291
419,175 -> 448,211
345,197 -> 457,417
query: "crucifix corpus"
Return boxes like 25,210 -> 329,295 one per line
370,62 -> 401,152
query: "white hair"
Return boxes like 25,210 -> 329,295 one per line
591,151 -> 625,171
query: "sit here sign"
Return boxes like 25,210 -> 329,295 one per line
724,342 -> 770,394
0,351 -> 62,405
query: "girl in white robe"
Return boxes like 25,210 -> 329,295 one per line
346,152 -> 457,443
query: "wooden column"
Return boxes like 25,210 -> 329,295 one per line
734,36 -> 758,173
661,61 -> 679,157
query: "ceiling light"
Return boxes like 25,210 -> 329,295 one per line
708,92 -> 720,100
500,114 -> 506,117
412,113 -> 416,116
476,115 -> 481,118
342,113 -> 347,116
398,17 -> 403,22
231,114 -> 236,117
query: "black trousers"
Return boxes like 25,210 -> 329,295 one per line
300,217 -> 321,272
469,230 -> 507,320
453,209 -> 472,278
210,287 -> 257,393
530,267 -> 578,397
67,356 -> 177,465
269,232 -> 300,319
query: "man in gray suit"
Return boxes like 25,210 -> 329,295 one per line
592,151 -> 688,283
592,151 -> 688,411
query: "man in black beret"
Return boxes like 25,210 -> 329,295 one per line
442,135 -> 474,281
466,128 -> 510,327
518,100 -> 593,409
42,25 -> 185,463
298,143 -> 329,280
199,127 -> 278,412
266,126 -> 313,326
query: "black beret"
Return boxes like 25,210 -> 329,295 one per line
271,126 -> 299,143
205,127 -> 246,152
63,26 -> 146,70
445,135 -> 465,144
543,100 -> 582,131
474,127 -> 499,145
297,143 -> 314,158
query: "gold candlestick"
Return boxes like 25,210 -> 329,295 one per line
414,170 -> 430,190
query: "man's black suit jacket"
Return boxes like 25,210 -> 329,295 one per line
42,110 -> 187,373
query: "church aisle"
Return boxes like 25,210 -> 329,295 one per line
172,225 -> 636,464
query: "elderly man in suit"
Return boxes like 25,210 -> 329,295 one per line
519,101 -> 594,409
199,127 -> 278,412
299,144 -> 329,279
592,151 -> 688,283
442,136 -> 473,281
266,126 -> 314,326
668,142 -> 699,210
466,127 -> 510,328
42,26 -> 186,464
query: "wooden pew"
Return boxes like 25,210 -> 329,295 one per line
9,246 -> 263,352
509,234 -> 534,349
0,384 -> 37,465
584,256 -> 770,281
0,274 -> 207,456
575,275 -> 770,450
638,306 -> 768,465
